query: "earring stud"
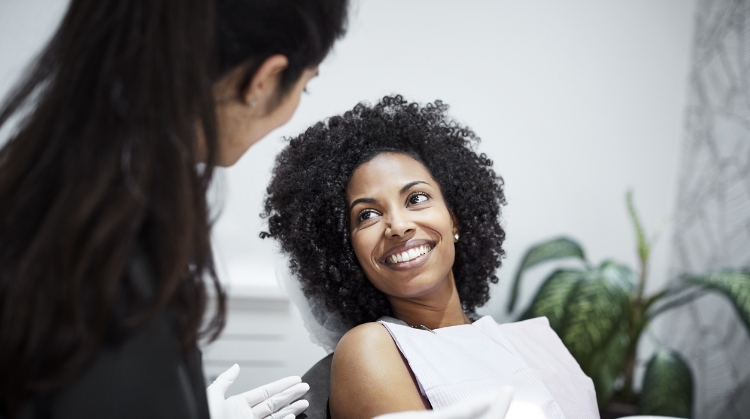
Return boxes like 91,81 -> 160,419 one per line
454,233 -> 460,242
248,98 -> 257,107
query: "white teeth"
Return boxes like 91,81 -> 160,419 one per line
387,245 -> 432,264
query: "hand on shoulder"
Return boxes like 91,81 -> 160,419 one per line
330,322 -> 427,419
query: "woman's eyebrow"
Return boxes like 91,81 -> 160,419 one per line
401,180 -> 429,194
349,197 -> 376,213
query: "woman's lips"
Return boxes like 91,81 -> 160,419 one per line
382,247 -> 433,271
384,243 -> 433,265
379,239 -> 435,271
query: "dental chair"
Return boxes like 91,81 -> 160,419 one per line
298,353 -> 334,419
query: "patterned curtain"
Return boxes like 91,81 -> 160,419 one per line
662,0 -> 750,417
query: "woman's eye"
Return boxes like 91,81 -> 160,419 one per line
408,193 -> 429,205
357,209 -> 379,223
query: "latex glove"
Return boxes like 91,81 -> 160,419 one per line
206,364 -> 310,419
373,387 -> 513,419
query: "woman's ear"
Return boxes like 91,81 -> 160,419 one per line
450,211 -> 460,242
242,54 -> 289,109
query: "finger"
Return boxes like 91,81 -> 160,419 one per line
282,416 -> 295,419
485,387 -> 513,419
241,376 -> 302,406
268,400 -> 309,419
251,383 -> 309,418
208,364 -> 240,396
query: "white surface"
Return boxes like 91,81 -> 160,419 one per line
201,297 -> 326,394
209,0 -> 696,313
211,0 -> 698,387
208,1 -> 697,384
380,316 -> 598,418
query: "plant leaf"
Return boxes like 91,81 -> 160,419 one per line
685,270 -> 750,333
558,261 -> 634,406
523,261 -> 635,406
598,260 -> 638,292
522,261 -> 634,406
626,190 -> 649,264
639,349 -> 693,418
561,262 -> 634,360
521,269 -> 584,331
507,237 -> 586,313
585,324 -> 630,406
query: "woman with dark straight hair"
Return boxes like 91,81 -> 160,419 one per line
0,0 -> 347,418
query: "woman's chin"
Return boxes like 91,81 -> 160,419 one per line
384,273 -> 453,301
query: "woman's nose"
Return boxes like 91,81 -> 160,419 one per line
385,210 -> 415,237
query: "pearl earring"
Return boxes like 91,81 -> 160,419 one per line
454,233 -> 460,242
248,98 -> 257,107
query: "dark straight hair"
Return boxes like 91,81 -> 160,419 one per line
0,0 -> 347,414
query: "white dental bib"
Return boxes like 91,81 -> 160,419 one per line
378,316 -> 600,419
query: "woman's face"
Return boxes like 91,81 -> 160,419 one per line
347,152 -> 458,301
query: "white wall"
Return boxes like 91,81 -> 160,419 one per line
0,0 -> 69,98
0,0 -> 697,388
212,0 -> 696,311
209,0 -> 698,386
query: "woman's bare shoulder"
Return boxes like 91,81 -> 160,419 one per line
331,322 -> 402,389
335,322 -> 394,358
330,322 -> 426,419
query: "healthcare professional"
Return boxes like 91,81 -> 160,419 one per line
0,0 -> 511,418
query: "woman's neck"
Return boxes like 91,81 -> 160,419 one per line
387,271 -> 471,330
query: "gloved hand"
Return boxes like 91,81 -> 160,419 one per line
372,387 -> 513,419
206,364 -> 310,419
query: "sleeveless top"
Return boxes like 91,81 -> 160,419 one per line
377,316 -> 599,419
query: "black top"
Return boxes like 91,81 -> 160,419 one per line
12,248 -> 210,419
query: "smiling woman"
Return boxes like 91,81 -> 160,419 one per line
262,95 -> 506,327
262,95 -> 599,418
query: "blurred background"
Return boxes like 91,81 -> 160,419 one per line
2,0 -> 748,418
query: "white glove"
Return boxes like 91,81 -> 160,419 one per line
372,387 -> 513,419
206,364 -> 310,419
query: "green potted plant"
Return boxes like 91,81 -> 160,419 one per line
504,191 -> 750,418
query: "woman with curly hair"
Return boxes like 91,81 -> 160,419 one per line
262,95 -> 599,419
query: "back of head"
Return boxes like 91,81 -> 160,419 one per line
216,0 -> 347,95
0,0 -> 347,414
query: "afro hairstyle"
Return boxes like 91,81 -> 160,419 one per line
261,95 -> 506,327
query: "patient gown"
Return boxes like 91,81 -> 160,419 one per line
378,316 -> 600,419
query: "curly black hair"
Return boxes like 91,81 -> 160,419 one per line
262,95 -> 506,327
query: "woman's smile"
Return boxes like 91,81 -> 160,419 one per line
380,239 -> 435,270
